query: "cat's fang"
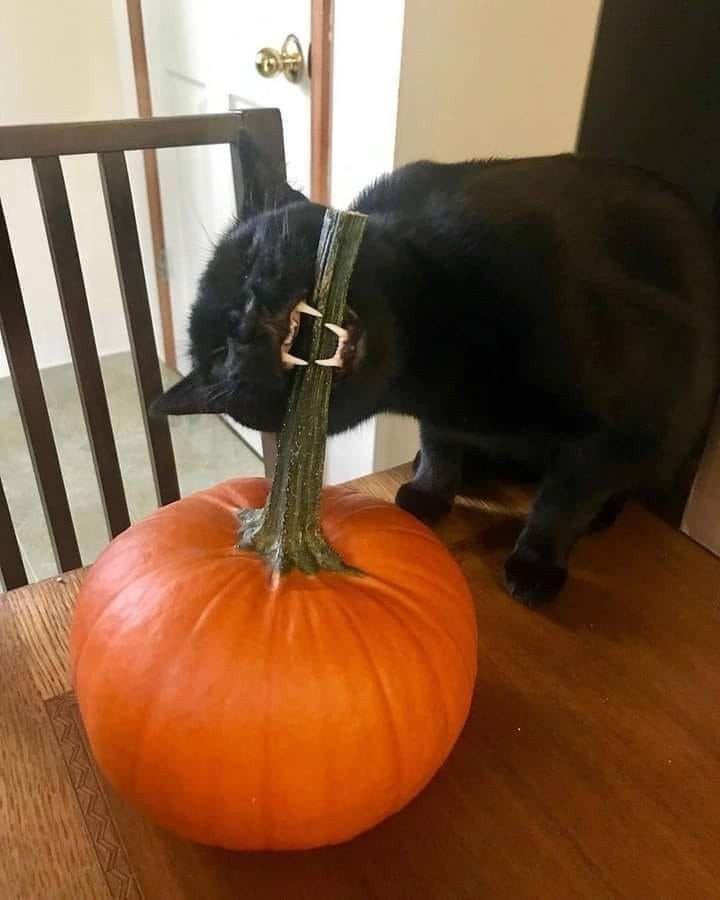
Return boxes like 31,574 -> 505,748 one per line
315,322 -> 349,368
295,300 -> 322,318
315,354 -> 343,368
324,322 -> 349,341
282,351 -> 308,368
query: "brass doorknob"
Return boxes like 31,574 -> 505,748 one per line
255,34 -> 304,83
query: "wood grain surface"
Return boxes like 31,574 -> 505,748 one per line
2,466 -> 720,899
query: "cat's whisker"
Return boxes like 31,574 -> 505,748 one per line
221,385 -> 238,415
205,383 -> 233,405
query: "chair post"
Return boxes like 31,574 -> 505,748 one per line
0,476 -> 27,590
230,109 -> 286,478
0,200 -> 82,574
33,155 -> 131,538
0,112 -> 294,583
98,150 -> 181,507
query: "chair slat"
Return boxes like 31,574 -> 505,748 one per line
97,150 -> 180,506
230,111 -> 285,478
0,201 -> 82,572
33,156 -> 131,538
0,476 -> 27,590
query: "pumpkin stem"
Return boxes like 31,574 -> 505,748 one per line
238,209 -> 368,576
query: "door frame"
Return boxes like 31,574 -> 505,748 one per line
125,0 -> 332,368
125,0 -> 176,370
310,0 -> 332,204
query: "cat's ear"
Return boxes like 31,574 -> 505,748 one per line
236,132 -> 308,218
150,369 -> 209,417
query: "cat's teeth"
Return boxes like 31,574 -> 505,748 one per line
282,351 -> 308,368
315,354 -> 343,368
295,300 -> 322,318
324,322 -> 349,341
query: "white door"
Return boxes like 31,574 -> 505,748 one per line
142,0 -> 311,455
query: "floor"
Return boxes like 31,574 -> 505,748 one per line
0,352 -> 263,582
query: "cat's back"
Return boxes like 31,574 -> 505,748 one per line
352,154 -> 720,475
353,153 -> 719,314
353,153 -> 708,231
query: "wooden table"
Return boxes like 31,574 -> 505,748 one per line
3,465 -> 720,899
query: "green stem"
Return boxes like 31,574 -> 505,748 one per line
238,208 -> 368,576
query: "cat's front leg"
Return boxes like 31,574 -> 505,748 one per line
505,431 -> 653,606
396,423 -> 463,524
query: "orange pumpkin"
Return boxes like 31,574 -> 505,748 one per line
71,478 -> 476,850
70,209 -> 477,850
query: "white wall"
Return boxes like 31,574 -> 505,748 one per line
326,0 -> 407,482
0,0 -> 159,379
331,0 -> 406,208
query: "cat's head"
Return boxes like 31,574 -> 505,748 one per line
152,135 -> 395,434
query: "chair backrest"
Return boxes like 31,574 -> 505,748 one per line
0,110 -> 285,590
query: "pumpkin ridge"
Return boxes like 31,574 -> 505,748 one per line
73,552 -> 239,678
341,578 -> 453,756
259,576 -> 279,849
125,645 -> 173,809
210,568 -> 276,847
132,566 -> 262,839
300,585 -> 335,847
330,594 -> 406,814
362,566 -> 478,691
184,565 -> 259,642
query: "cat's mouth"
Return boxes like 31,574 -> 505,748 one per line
280,299 -> 364,379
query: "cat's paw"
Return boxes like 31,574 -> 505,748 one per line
585,493 -> 627,534
504,548 -> 567,607
396,481 -> 452,525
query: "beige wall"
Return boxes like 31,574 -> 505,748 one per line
374,0 -> 602,471
0,0 -> 158,378
395,0 -> 601,166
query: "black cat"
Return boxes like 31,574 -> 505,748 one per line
153,136 -> 720,606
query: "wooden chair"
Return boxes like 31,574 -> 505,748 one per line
0,110 -> 283,590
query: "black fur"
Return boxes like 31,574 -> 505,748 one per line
153,142 -> 720,605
